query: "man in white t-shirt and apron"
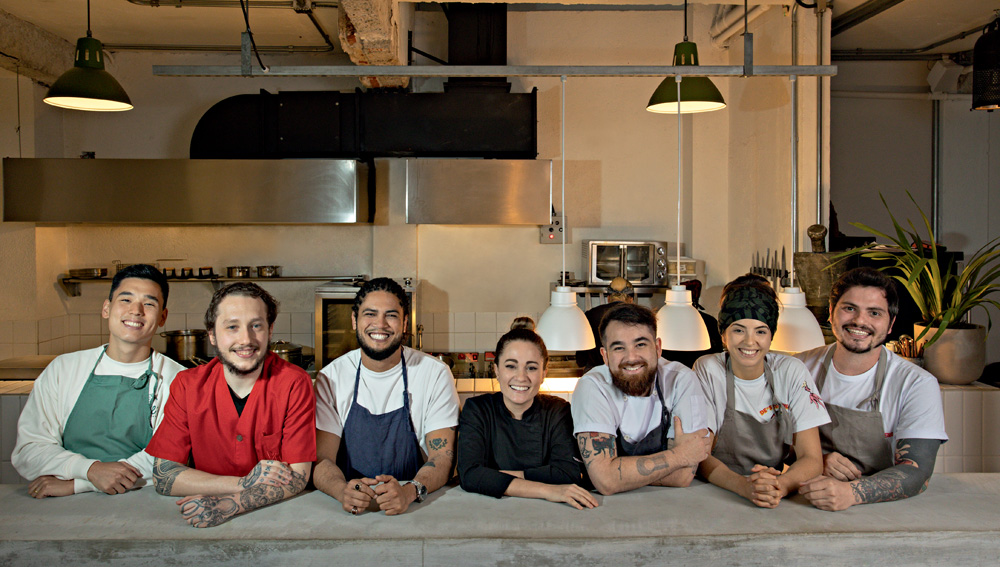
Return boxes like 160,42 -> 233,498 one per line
797,268 -> 948,511
13,264 -> 183,498
313,278 -> 460,516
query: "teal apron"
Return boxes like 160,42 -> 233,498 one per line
62,347 -> 158,462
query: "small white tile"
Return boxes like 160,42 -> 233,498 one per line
943,456 -> 964,473
983,391 -> 1000,456
453,332 -> 475,351
984,456 -> 1000,473
67,335 -> 81,352
291,313 -> 313,335
496,312 -> 518,334
454,312 -> 476,333
67,314 -> 80,336
52,315 -> 68,339
476,333 -> 497,352
963,391 -> 983,457
12,344 -> 37,357
942,390 -> 963,456
423,333 -> 440,352
0,320 -> 12,344
291,333 -> 314,348
12,320 -> 37,344
271,333 -> 292,344
0,344 -> 12,360
475,312 -> 497,333
79,314 -> 101,336
37,340 -> 52,355
962,456 -> 983,472
184,313 -> 205,331
433,312 -> 453,334
272,312 -> 291,334
162,312 -> 186,332
420,313 -> 437,334
57,337 -> 68,355
36,318 -> 52,343
80,335 -> 103,350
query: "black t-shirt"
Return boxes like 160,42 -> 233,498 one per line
229,385 -> 250,416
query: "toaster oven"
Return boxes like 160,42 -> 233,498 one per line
583,240 -> 704,287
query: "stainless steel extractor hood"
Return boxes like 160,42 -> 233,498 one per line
2,158 -> 366,224
405,159 -> 551,225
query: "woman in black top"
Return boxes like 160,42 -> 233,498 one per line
457,318 -> 598,509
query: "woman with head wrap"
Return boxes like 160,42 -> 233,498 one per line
693,275 -> 830,507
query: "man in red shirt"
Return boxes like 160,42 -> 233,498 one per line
147,282 -> 316,528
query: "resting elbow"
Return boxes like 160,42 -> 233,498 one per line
152,474 -> 169,495
589,473 -> 620,496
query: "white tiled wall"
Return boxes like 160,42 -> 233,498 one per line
935,386 -> 1000,473
421,311 -> 539,353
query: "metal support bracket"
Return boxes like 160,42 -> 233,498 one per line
743,32 -> 754,76
292,0 -> 312,13
241,31 -> 252,76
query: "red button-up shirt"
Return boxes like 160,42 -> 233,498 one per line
147,353 -> 316,477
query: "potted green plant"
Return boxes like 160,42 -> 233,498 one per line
834,192 -> 1000,384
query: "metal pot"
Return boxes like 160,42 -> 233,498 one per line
270,340 -> 303,367
256,265 -> 282,278
227,266 -> 252,278
161,329 -> 210,361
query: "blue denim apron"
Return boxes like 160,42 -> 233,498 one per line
337,356 -> 423,480
63,347 -> 158,462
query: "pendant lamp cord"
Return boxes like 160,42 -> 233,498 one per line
745,0 -> 749,36
683,0 -> 688,42
86,0 -> 92,37
560,75 -> 567,287
676,76 -> 683,284
239,0 -> 268,71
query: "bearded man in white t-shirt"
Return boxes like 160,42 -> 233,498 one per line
796,267 -> 948,511
313,277 -> 459,516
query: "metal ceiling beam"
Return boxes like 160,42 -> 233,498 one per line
832,0 -> 907,37
832,21 -> 987,61
152,64 -> 838,77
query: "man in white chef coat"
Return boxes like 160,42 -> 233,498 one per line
12,264 -> 184,498
572,302 -> 712,495
797,267 -> 948,511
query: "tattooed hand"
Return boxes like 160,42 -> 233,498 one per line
238,460 -> 294,491
177,494 -> 240,528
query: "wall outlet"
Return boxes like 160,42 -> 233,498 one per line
539,212 -> 568,244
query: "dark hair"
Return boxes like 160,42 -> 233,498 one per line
599,302 -> 658,345
829,267 -> 899,319
494,317 -> 549,369
720,273 -> 777,305
204,282 -> 279,331
109,264 -> 170,307
352,277 -> 409,318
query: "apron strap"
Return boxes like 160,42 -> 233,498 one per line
820,346 -> 887,411
725,354 -> 789,443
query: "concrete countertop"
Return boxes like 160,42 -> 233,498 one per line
1,474 -> 998,566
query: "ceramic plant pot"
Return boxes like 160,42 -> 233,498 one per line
914,323 -> 987,385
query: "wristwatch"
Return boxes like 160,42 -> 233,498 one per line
409,480 -> 427,503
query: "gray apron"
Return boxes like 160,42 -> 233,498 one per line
711,355 -> 792,476
816,346 -> 894,476
615,378 -> 670,457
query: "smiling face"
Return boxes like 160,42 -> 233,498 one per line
601,321 -> 661,397
102,277 -> 168,358
493,339 -> 546,419
723,318 -> 772,379
209,294 -> 272,380
352,290 -> 407,366
830,285 -> 895,354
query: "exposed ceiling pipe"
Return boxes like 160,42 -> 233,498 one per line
832,22 -> 985,61
831,0 -> 908,37
710,4 -> 769,48
125,0 -> 340,8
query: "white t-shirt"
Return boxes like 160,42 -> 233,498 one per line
795,344 -> 948,449
693,352 -> 830,435
12,345 -> 184,493
571,358 -> 709,446
315,347 -> 460,454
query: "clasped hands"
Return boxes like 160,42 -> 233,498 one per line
799,452 -> 862,511
742,464 -> 788,508
341,475 -> 415,516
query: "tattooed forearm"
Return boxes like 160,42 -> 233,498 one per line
636,454 -> 670,476
181,495 -> 240,528
851,438 -> 941,504
591,434 -> 615,458
153,458 -> 187,495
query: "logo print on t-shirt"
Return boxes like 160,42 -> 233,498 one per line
803,381 -> 825,410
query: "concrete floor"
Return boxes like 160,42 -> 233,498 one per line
2,474 -> 999,566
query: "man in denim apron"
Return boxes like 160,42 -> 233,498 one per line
314,278 -> 460,516
797,268 -> 948,511
572,303 -> 712,495
13,264 -> 183,498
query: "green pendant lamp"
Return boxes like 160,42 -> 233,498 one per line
646,0 -> 725,114
44,0 -> 132,112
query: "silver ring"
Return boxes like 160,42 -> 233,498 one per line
351,506 -> 358,516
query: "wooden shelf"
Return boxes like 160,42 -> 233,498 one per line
59,275 -> 347,297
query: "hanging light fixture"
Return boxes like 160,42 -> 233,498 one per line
44,0 -> 133,112
536,76 -> 596,352
772,75 -> 824,354
973,14 -> 1000,111
655,75 -> 711,351
646,0 -> 726,114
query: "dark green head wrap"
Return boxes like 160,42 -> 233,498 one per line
718,286 -> 779,336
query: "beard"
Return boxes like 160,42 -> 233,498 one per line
357,328 -> 405,361
610,362 -> 657,397
217,348 -> 268,377
835,324 -> 888,354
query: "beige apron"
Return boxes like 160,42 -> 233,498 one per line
816,347 -> 894,476
711,355 -> 792,476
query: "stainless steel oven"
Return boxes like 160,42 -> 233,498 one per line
583,240 -> 671,286
314,277 -> 416,370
